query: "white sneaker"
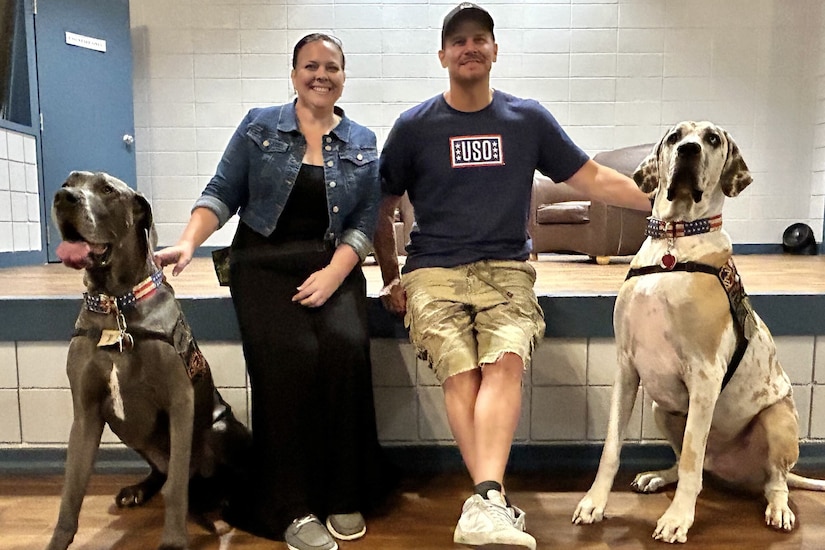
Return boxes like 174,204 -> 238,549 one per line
510,503 -> 528,532
453,490 -> 536,549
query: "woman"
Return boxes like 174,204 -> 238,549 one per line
154,34 -> 394,550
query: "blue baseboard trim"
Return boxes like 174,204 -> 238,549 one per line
0,249 -> 48,268
4,292 -> 823,341
4,443 -> 824,476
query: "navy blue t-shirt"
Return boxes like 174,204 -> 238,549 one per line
380,90 -> 589,272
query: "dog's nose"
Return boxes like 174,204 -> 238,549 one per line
677,142 -> 701,157
54,188 -> 80,206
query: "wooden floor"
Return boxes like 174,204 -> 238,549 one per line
5,469 -> 825,549
3,254 -> 825,549
1,254 -> 824,299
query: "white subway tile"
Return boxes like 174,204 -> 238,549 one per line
618,2 -> 666,29
239,5 -> 287,30
12,221 -> 28,251
23,136 -> 36,165
198,342 -> 247,387
571,29 -> 617,54
570,53 -> 616,78
523,29 -> 571,54
192,5 -> 240,31
240,30 -> 289,55
0,221 -> 12,250
17,342 -> 70,388
10,192 -> 27,224
571,4 -> 618,29
775,337 -> 815,385
374,387 -> 418,441
0,343 -> 16,388
20,389 -> 73,443
192,29 -> 240,55
523,5 -> 571,29
617,29 -> 664,54
587,338 -> 617,386
531,386 -> 587,441
27,222 -> 41,251
815,337 -> 825,384
0,389 -> 20,442
0,160 -> 9,192
418,386 -> 452,441
587,385 -> 642,441
370,339 -> 417,387
6,132 -> 24,162
532,338 -> 587,386
793,385 -> 812,439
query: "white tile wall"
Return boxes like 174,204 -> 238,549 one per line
1,335 -> 824,450
130,0 -> 825,247
0,129 -> 40,253
0,389 -> 21,443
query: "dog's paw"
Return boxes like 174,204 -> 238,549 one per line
653,511 -> 693,544
572,492 -> 608,524
115,485 -> 150,508
632,467 -> 678,493
765,502 -> 795,531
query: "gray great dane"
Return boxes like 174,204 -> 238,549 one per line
47,171 -> 251,550
572,122 -> 825,543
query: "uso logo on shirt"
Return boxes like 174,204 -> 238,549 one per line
450,135 -> 504,168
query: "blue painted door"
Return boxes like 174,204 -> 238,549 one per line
35,0 -> 135,262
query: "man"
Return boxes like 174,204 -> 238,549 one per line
374,3 -> 652,548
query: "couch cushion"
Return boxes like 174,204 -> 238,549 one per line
537,200 -> 590,224
592,143 -> 656,177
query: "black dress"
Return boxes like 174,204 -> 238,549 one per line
225,164 -> 394,539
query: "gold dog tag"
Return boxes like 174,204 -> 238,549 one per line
98,329 -> 122,347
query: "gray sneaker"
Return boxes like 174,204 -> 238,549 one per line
284,514 -> 338,550
453,490 -> 536,549
326,511 -> 367,540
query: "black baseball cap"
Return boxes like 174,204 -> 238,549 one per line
441,3 -> 495,46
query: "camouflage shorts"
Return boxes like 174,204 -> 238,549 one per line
402,260 -> 545,384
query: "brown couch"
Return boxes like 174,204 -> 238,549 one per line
528,143 -> 654,264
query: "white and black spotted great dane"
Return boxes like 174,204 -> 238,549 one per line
572,121 -> 825,543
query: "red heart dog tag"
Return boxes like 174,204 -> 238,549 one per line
660,253 -> 676,270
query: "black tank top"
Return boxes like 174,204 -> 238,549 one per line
268,163 -> 329,242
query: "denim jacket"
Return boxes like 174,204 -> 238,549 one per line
194,101 -> 380,261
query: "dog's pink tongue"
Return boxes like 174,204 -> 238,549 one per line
56,240 -> 92,269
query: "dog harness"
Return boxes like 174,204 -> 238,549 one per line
626,215 -> 755,391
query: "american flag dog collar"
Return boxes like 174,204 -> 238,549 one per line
645,214 -> 723,239
84,270 -> 165,314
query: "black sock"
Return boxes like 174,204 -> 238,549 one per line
474,480 -> 502,499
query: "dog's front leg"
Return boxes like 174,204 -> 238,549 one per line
653,388 -> 719,544
573,363 -> 641,524
159,387 -> 194,550
47,409 -> 105,550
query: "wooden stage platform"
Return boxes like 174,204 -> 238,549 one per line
2,253 -> 824,300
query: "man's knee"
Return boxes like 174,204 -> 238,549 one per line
481,352 -> 525,381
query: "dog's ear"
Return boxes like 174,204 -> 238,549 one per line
134,193 -> 158,250
719,130 -> 752,197
633,139 -> 663,193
